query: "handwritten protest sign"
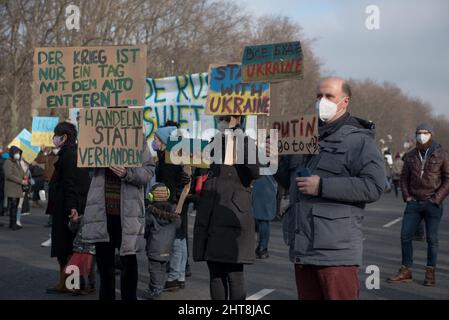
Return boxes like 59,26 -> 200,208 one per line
8,129 -> 40,163
31,116 -> 59,146
269,115 -> 319,155
206,63 -> 270,115
33,45 -> 147,108
144,73 -> 213,141
77,108 -> 143,167
144,73 -> 258,152
242,41 -> 303,82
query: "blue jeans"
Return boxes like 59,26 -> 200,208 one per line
167,239 -> 187,282
148,259 -> 167,294
401,200 -> 443,267
256,219 -> 270,250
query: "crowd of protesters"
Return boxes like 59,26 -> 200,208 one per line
1,77 -> 448,301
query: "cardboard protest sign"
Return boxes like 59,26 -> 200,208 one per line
205,63 -> 270,115
242,41 -> 303,82
31,116 -> 59,146
143,73 -> 258,154
33,45 -> 147,108
269,114 -> 319,155
8,129 -> 40,163
165,136 -> 209,168
77,108 -> 144,167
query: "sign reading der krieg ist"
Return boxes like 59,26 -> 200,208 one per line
206,63 -> 270,115
242,41 -> 303,82
269,114 -> 319,155
78,108 -> 144,167
33,45 -> 147,108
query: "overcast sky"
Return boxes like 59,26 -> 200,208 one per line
241,0 -> 449,118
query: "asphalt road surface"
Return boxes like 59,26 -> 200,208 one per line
0,192 -> 448,300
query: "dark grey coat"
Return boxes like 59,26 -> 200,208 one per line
193,134 -> 260,264
144,202 -> 180,262
276,120 -> 385,266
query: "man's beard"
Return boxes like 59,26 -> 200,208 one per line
416,139 -> 432,150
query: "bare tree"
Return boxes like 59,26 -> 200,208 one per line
0,0 -> 447,152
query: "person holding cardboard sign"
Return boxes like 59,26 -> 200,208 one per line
81,133 -> 154,300
193,115 -> 261,300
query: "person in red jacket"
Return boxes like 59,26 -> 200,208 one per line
388,123 -> 449,286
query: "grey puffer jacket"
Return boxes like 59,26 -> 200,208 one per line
81,142 -> 155,256
276,117 -> 385,266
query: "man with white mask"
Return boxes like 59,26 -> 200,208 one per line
274,77 -> 385,300
388,123 -> 449,286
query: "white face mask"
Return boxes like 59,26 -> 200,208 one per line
416,133 -> 431,145
13,153 -> 21,160
217,120 -> 229,133
315,97 -> 345,122
52,148 -> 60,155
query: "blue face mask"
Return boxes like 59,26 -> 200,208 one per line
151,139 -> 160,151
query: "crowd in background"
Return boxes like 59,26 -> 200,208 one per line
1,78 -> 448,301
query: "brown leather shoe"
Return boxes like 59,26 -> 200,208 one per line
387,266 -> 412,283
424,267 -> 435,286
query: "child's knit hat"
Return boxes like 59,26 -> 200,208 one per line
148,183 -> 170,202
154,126 -> 177,145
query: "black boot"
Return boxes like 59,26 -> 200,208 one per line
9,201 -> 19,231
185,263 -> 192,278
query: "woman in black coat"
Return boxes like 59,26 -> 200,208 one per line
46,122 -> 91,294
193,116 -> 260,300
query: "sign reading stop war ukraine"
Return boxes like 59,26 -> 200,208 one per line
33,45 -> 147,108
206,64 -> 270,115
270,115 -> 319,155
242,41 -> 303,82
77,108 -> 144,167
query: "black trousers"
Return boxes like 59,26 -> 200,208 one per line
95,214 -> 138,300
207,261 -> 245,300
7,197 -> 19,228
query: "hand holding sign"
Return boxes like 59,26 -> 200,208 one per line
69,209 -> 80,222
296,176 -> 320,196
110,166 -> 127,178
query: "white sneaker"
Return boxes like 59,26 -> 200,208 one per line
41,238 -> 52,247
16,221 -> 22,227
